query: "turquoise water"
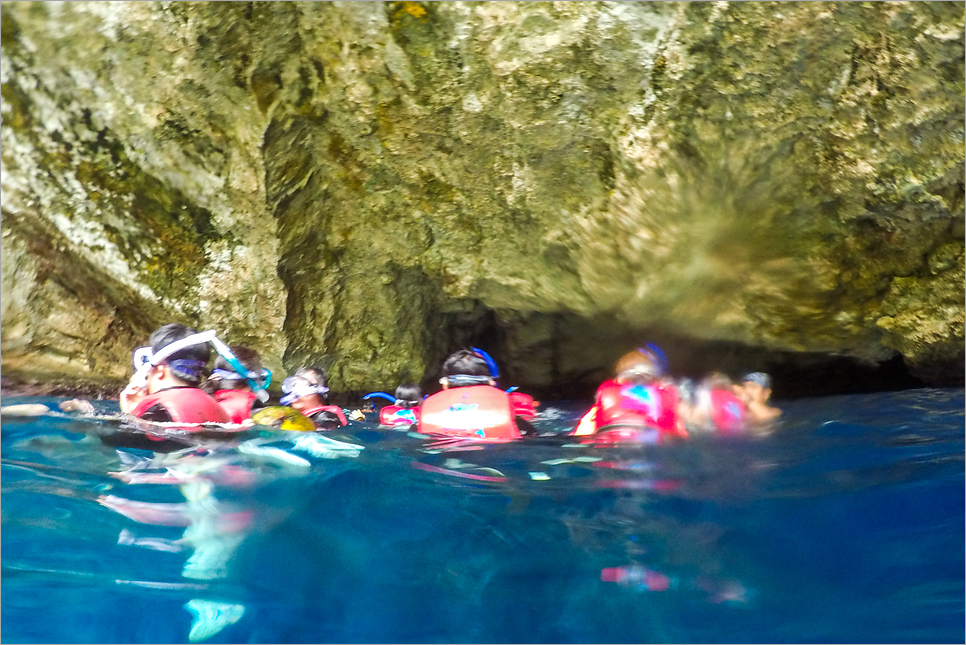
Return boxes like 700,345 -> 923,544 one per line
2,389 -> 963,643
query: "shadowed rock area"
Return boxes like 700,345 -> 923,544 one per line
1,1 -> 963,398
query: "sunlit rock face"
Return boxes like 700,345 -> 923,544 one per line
2,2 -> 962,395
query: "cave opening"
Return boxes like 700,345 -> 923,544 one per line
433,306 -> 938,402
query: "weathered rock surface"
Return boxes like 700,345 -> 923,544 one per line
2,1 -> 962,396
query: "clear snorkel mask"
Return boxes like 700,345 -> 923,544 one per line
280,375 -> 329,406
130,330 -> 218,388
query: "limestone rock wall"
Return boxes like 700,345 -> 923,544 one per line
2,1 -> 962,394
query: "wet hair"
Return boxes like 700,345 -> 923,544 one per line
214,346 -> 262,374
294,366 -> 330,401
296,365 -> 329,386
149,323 -> 210,385
441,350 -> 492,378
394,383 -> 422,408
312,409 -> 342,430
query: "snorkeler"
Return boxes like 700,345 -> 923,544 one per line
119,323 -> 230,424
418,349 -> 537,440
203,345 -> 271,424
280,366 -> 349,430
366,383 -> 423,427
737,372 -> 781,423
681,372 -> 747,435
571,347 -> 686,444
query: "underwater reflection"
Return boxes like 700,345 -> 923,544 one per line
93,427 -> 364,641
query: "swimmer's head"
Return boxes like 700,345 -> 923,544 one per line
440,349 -> 495,388
280,366 -> 331,407
148,323 -> 210,386
614,349 -> 662,384
740,371 -> 773,404
741,372 -> 771,390
394,383 -> 422,408
207,345 -> 262,392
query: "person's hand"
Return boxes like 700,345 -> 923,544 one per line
119,381 -> 146,414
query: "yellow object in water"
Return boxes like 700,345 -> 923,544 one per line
251,406 -> 316,432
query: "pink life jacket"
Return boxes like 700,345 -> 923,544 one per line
302,404 -> 349,427
131,387 -> 231,426
379,405 -> 420,426
709,389 -> 746,435
508,391 -> 538,421
214,389 -> 258,424
418,386 -> 521,441
592,380 -> 685,439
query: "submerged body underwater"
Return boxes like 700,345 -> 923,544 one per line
2,388 -> 963,644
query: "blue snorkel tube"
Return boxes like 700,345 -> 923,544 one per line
471,347 -> 500,379
363,392 -> 397,404
209,335 -> 272,402
473,347 -> 526,394
639,343 -> 670,376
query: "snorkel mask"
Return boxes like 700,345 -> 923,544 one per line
280,375 -> 329,405
439,374 -> 495,387
130,330 -> 217,388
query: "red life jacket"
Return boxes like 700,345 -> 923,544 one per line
709,389 -> 746,435
379,405 -> 420,426
592,380 -> 684,438
214,389 -> 258,424
418,386 -> 521,441
131,387 -> 231,426
302,404 -> 348,427
508,391 -> 537,421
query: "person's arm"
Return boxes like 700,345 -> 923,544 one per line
119,380 -> 146,414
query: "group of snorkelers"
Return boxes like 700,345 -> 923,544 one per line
118,322 -> 780,444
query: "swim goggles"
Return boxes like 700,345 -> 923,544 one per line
439,374 -> 495,387
280,375 -> 329,405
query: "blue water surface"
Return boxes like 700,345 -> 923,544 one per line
2,389 -> 963,644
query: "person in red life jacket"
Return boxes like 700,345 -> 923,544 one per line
572,347 -> 686,444
279,366 -> 348,430
682,372 -> 747,436
418,349 -> 538,440
202,345 -> 271,424
118,323 -> 231,425
735,372 -> 781,424
507,387 -> 539,422
376,384 -> 423,427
